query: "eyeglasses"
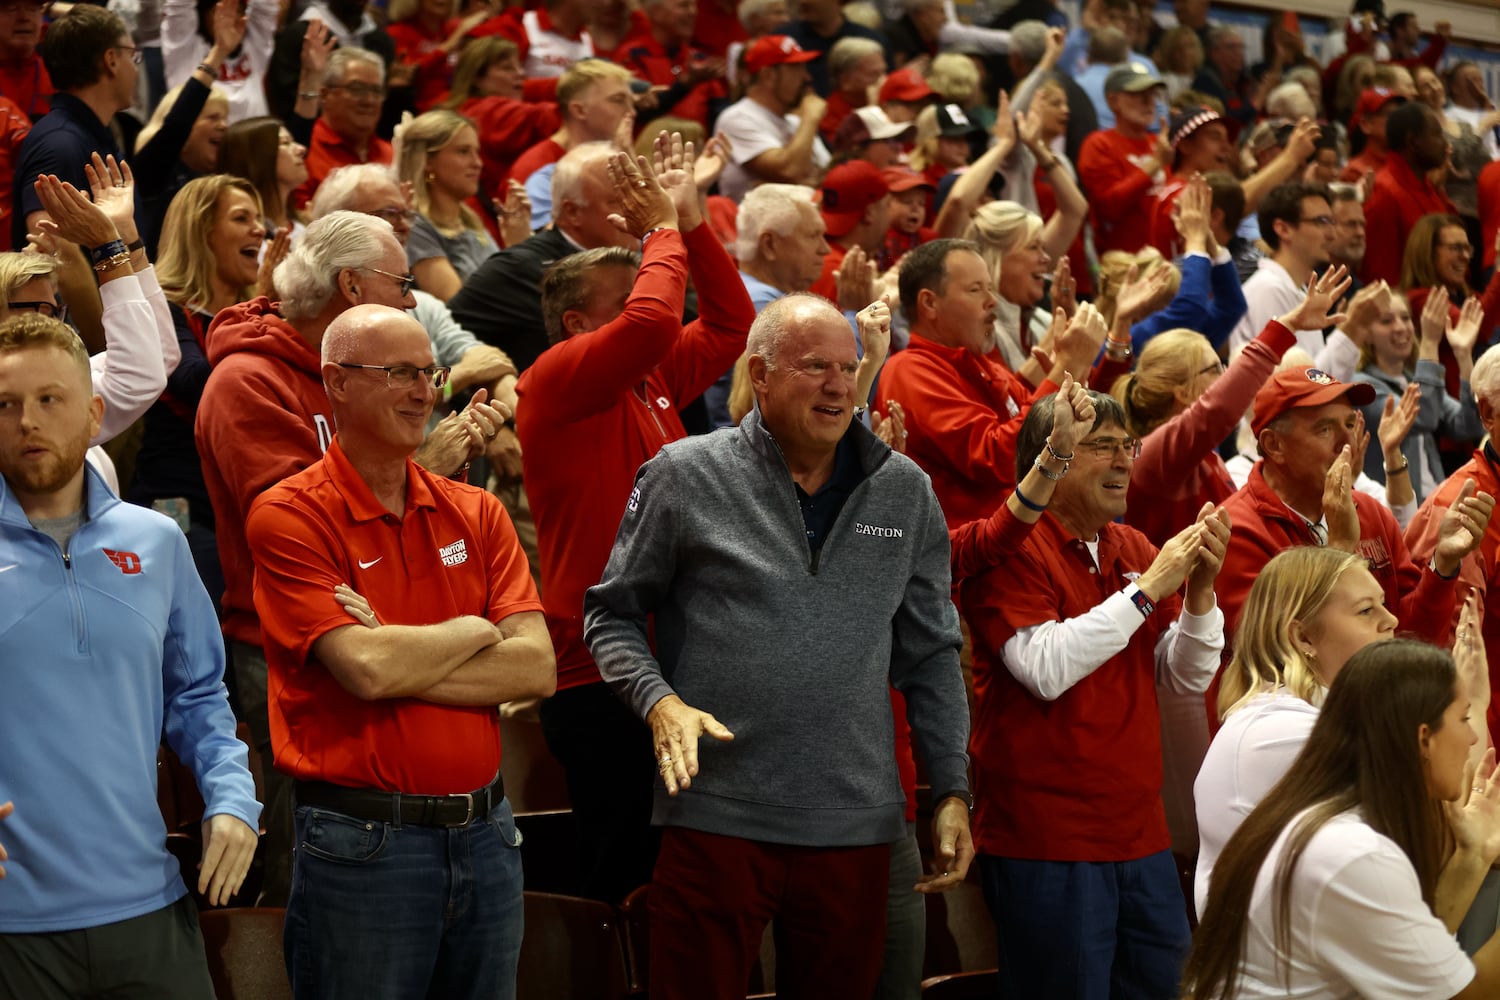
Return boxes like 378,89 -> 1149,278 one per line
369,206 -> 418,228
7,299 -> 58,317
113,44 -> 143,65
1079,435 -> 1142,460
338,363 -> 451,390
331,82 -> 386,101
1439,241 -> 1475,256
364,266 -> 416,297
1298,215 -> 1335,228
1197,360 -> 1224,377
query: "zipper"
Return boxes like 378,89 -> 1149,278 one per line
48,534 -> 88,654
633,383 -> 668,441
757,423 -> 890,576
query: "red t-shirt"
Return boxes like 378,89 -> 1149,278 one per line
293,117 -> 394,210
1076,128 -> 1163,256
0,56 -> 52,121
962,513 -> 1182,860
690,0 -> 747,56
387,18 -> 457,110
1480,160 -> 1500,272
0,94 -> 30,251
506,136 -> 566,187
247,438 -> 543,793
1362,155 -> 1457,287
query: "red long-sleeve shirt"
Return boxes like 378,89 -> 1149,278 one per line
1362,154 -> 1456,287
514,223 -> 754,692
1076,128 -> 1163,256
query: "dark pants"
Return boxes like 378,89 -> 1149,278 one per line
874,823 -> 925,1000
649,827 -> 890,1000
979,850 -> 1189,1000
0,896 -> 213,1000
537,681 -> 658,902
230,641 -> 294,906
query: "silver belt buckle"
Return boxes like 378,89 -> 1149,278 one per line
451,792 -> 474,827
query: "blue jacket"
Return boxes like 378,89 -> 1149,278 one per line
0,466 -> 259,932
1132,252 -> 1249,354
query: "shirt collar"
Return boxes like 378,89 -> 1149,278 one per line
324,437 -> 437,523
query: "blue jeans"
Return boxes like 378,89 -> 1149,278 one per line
979,850 -> 1189,1000
284,797 -> 525,1000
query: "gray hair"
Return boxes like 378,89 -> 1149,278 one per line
746,292 -> 848,371
324,46 -> 385,89
827,36 -> 883,82
1015,390 -> 1128,481
1265,81 -> 1316,120
276,211 -> 396,321
1473,346 -> 1500,408
1089,26 -> 1129,65
540,246 -> 641,345
737,0 -> 782,30
734,184 -> 817,262
0,251 -> 58,299
1010,20 -> 1050,68
552,141 -> 614,212
310,163 -> 400,219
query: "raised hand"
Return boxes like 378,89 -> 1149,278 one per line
1137,504 -> 1214,602
1172,174 -> 1211,253
1455,589 -> 1489,726
1047,371 -> 1095,458
605,149 -> 677,237
1377,382 -> 1421,459
651,130 -> 701,229
1185,504 -> 1232,603
1336,279 -> 1387,346
493,179 -> 532,248
257,228 -> 291,299
301,18 -> 336,83
33,174 -> 118,249
695,133 -> 730,194
1283,116 -> 1320,164
1448,296 -> 1485,356
836,246 -> 877,313
83,153 -> 139,245
1050,255 -> 1077,318
1421,285 -> 1450,346
856,296 -> 892,367
1056,301 -> 1107,374
1114,263 -> 1173,324
1278,265 -> 1352,332
991,90 -> 1015,152
1434,479 -> 1496,577
209,0 -> 247,62
1321,445 -> 1359,550
1446,748 -> 1500,863
871,399 -> 907,453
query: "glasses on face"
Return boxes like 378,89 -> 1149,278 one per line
7,299 -> 58,317
1080,435 -> 1142,460
1439,241 -> 1475,256
1299,215 -> 1335,228
114,44 -> 144,65
369,206 -> 418,228
364,266 -> 417,296
338,363 -> 451,390
332,82 -> 386,101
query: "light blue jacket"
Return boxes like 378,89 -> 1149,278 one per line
1353,359 -> 1486,503
0,466 -> 259,932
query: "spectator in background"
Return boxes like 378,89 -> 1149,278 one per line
1077,63 -> 1169,256
1154,25 -> 1203,100
1057,0 -> 1148,77
441,37 -> 560,211
162,0 -> 278,122
819,35 -> 884,142
714,35 -> 828,203
469,0 -> 595,85
1446,61 -> 1500,160
877,65 -> 937,123
1363,102 -> 1455,286
808,160 -> 890,302
131,78 -> 231,255
1383,11 -> 1450,67
1075,26 -> 1130,130
265,0 -> 405,123
218,115 -> 308,243
395,109 -> 499,300
293,47 -> 393,211
1327,184 -> 1367,284
0,0 -> 52,121
908,103 -> 978,192
1192,26 -> 1254,134
1339,87 -> 1403,183
830,105 -> 913,170
1229,183 -> 1338,358
617,0 -> 727,130
386,0 -> 492,111
1008,20 -> 1099,166
782,0 -> 890,97
694,0 -> 751,58
508,59 -> 632,230
880,166 -> 936,271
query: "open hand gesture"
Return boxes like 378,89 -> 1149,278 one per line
1114,263 -> 1172,324
651,130 -> 701,229
837,246 -> 877,312
301,18 -> 336,82
83,153 -> 139,245
1421,286 -> 1451,346
1434,479 -> 1496,576
1377,382 -> 1421,460
1321,445 -> 1359,550
871,399 -> 907,453
1279,265 -> 1352,332
605,150 -> 676,237
1050,255 -> 1077,318
1448,296 -> 1484,357
34,174 -> 118,248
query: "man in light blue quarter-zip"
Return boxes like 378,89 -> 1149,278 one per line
0,314 -> 259,1000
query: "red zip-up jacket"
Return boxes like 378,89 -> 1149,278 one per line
515,223 -> 754,692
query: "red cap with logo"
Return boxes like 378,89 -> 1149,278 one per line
1250,366 -> 1377,437
879,67 -> 937,104
1349,87 -> 1406,132
819,161 -> 891,238
743,35 -> 820,75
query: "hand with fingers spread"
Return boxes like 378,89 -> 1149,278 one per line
648,694 -> 735,795
606,150 -> 677,238
651,131 -> 701,229
916,797 -> 974,894
1454,589 -> 1489,737
1321,445 -> 1360,551
1278,265 -> 1352,332
300,18 -> 336,84
1433,479 -> 1496,578
84,154 -> 139,246
1446,749 -> 1500,864
1376,382 -> 1421,466
1447,296 -> 1485,359
258,228 -> 292,300
991,90 -> 1015,154
33,174 -> 119,250
198,813 -> 259,907
493,180 -> 532,248
206,0 -> 247,69
1420,286 -> 1451,348
1334,279 -> 1387,347
1172,174 -> 1212,254
695,134 -> 730,194
1113,263 -> 1172,325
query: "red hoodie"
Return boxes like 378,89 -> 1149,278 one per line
196,298 -> 334,648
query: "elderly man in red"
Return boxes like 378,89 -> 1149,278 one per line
1362,101 -> 1455,286
1215,365 -> 1488,651
293,47 -> 392,210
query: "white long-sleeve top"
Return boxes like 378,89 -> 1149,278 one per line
1002,580 -> 1224,702
90,267 -> 180,445
161,0 -> 279,122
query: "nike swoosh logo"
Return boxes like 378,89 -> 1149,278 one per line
0,564 -> 14,573
358,558 -> 382,569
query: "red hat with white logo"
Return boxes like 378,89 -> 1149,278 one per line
1251,366 -> 1376,437
818,161 -> 891,239
743,35 -> 820,75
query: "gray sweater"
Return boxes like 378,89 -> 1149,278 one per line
584,409 -> 970,848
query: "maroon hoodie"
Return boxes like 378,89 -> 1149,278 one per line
196,298 -> 334,648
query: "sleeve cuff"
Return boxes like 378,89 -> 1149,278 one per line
98,271 -> 145,309
1178,604 -> 1224,640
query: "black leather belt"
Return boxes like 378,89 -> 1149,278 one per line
294,774 -> 505,828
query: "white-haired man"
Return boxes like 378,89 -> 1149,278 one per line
197,210 -> 507,905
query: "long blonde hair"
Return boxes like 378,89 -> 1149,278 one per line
1110,328 -> 1210,436
1217,547 -> 1367,720
156,175 -> 263,313
395,109 -> 487,236
963,200 -> 1042,304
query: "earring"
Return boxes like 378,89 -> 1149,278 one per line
425,171 -> 435,182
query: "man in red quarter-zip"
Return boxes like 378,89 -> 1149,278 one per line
514,132 -> 753,902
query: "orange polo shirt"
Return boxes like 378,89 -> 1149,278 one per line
293,117 -> 394,211
246,437 -> 543,794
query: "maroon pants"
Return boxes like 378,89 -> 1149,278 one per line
648,826 -> 891,1000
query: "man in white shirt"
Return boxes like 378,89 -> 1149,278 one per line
1228,181 -> 1335,358
713,35 -> 830,203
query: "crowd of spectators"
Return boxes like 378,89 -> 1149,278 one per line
12,0 -> 1500,997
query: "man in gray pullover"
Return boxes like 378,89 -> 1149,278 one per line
584,292 -> 973,1000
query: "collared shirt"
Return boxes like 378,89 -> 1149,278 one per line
246,437 -> 543,793
293,116 -> 394,210
794,434 -> 865,551
13,92 -> 122,247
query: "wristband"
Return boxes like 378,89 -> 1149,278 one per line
126,238 -> 144,253
640,227 -> 668,242
1014,484 -> 1047,512
1385,456 -> 1410,476
1130,586 -> 1155,619
197,62 -> 218,79
87,239 -> 127,265
1104,337 -> 1132,360
298,91 -> 321,101
92,251 -> 131,273
1433,558 -> 1459,581
1033,453 -> 1065,481
1044,440 -> 1074,463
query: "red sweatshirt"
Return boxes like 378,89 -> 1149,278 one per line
514,224 -> 754,692
458,95 -> 560,201
1076,128 -> 1163,255
196,298 -> 335,648
878,333 -> 1056,529
1362,154 -> 1456,287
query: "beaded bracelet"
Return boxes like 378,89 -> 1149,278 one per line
1034,453 -> 1066,481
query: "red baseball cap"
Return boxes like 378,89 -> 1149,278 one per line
818,161 -> 890,238
1350,87 -> 1405,132
743,35 -> 819,75
881,166 -> 934,194
879,67 -> 937,105
1250,366 -> 1376,437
